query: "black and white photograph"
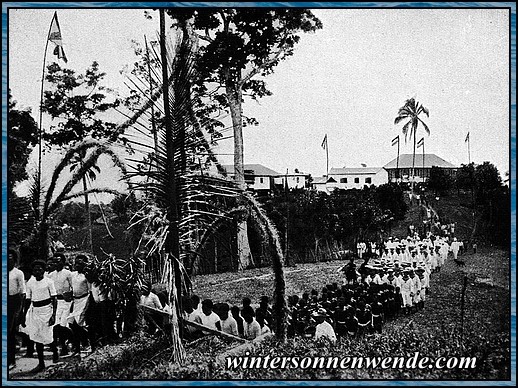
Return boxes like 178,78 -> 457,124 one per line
5,3 -> 513,382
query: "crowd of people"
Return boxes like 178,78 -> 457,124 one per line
8,251 -> 119,373
8,199 -> 475,373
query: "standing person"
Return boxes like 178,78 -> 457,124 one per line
8,249 -> 26,369
21,260 -> 58,373
67,255 -> 91,354
400,271 -> 415,315
450,238 -> 462,261
47,253 -> 73,357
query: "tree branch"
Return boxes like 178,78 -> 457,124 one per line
239,40 -> 289,88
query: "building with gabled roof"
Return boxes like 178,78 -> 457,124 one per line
383,154 -> 457,183
328,166 -> 388,190
222,164 -> 281,192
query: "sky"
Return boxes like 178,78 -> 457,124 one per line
8,6 -> 511,200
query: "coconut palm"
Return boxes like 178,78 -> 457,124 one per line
25,140 -> 125,260
394,98 -> 430,194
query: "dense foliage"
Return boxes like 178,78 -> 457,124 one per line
257,184 -> 408,263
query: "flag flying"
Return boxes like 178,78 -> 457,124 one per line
391,135 -> 399,146
417,137 -> 424,148
321,134 -> 327,150
48,12 -> 68,63
465,132 -> 470,142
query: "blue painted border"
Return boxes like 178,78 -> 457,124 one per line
2,2 -> 516,386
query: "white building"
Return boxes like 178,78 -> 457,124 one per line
273,171 -> 310,190
328,167 -> 389,190
222,164 -> 280,192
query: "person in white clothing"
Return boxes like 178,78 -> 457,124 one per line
8,249 -> 26,369
450,238 -> 462,261
140,282 -> 163,335
313,308 -> 336,344
195,299 -> 221,334
400,271 -> 415,315
22,260 -> 58,374
217,303 -> 238,336
241,306 -> 261,340
47,253 -> 73,358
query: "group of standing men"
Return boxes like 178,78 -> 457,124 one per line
8,250 -> 116,374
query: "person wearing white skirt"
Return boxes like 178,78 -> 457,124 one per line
22,260 -> 57,373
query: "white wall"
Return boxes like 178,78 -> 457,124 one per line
253,176 -> 272,190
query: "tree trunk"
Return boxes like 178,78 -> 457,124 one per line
82,176 -> 94,253
226,79 -> 254,270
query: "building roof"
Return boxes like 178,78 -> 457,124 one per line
383,154 -> 456,169
222,164 -> 280,177
312,177 -> 327,184
329,167 -> 383,175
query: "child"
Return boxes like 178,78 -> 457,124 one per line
217,303 -> 238,336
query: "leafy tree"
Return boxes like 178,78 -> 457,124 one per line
456,163 -> 476,192
8,91 -> 38,193
427,166 -> 453,195
475,161 -> 502,203
42,61 -> 125,253
394,98 -> 430,194
375,183 -> 408,221
165,8 -> 323,270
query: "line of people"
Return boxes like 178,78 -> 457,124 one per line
8,251 -> 118,374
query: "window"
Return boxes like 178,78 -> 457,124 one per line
365,177 -> 372,184
354,177 -> 360,184
260,178 -> 264,184
340,178 -> 347,183
296,177 -> 300,183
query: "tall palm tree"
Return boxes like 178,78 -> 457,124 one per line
394,98 -> 430,195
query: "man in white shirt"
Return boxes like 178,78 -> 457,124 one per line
140,282 -> 163,335
8,249 -> 26,369
195,299 -> 221,335
241,306 -> 261,340
22,260 -> 58,373
400,270 -> 415,315
313,308 -> 336,344
47,253 -> 73,357
67,255 -> 92,355
217,303 -> 238,336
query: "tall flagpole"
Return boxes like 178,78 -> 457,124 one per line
468,135 -> 471,164
396,135 -> 402,183
422,139 -> 425,181
37,14 -> 54,216
326,135 -> 329,179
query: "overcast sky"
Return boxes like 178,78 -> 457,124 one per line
8,6 -> 510,199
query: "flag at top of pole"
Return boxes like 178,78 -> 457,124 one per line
465,132 -> 470,142
417,137 -> 424,148
391,135 -> 399,146
321,134 -> 328,150
48,12 -> 68,63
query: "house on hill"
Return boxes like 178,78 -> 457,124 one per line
273,170 -> 311,190
328,166 -> 388,190
311,176 -> 337,193
383,154 -> 457,183
222,164 -> 280,192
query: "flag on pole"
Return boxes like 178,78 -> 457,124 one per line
391,135 -> 399,146
321,134 -> 327,150
417,137 -> 424,148
465,132 -> 470,142
48,12 -> 68,63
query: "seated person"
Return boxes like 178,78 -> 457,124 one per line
194,299 -> 221,334
216,303 -> 238,336
241,306 -> 261,340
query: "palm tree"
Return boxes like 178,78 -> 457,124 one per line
122,11 -> 289,352
394,98 -> 430,195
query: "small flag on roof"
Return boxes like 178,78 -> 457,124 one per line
417,137 -> 424,148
